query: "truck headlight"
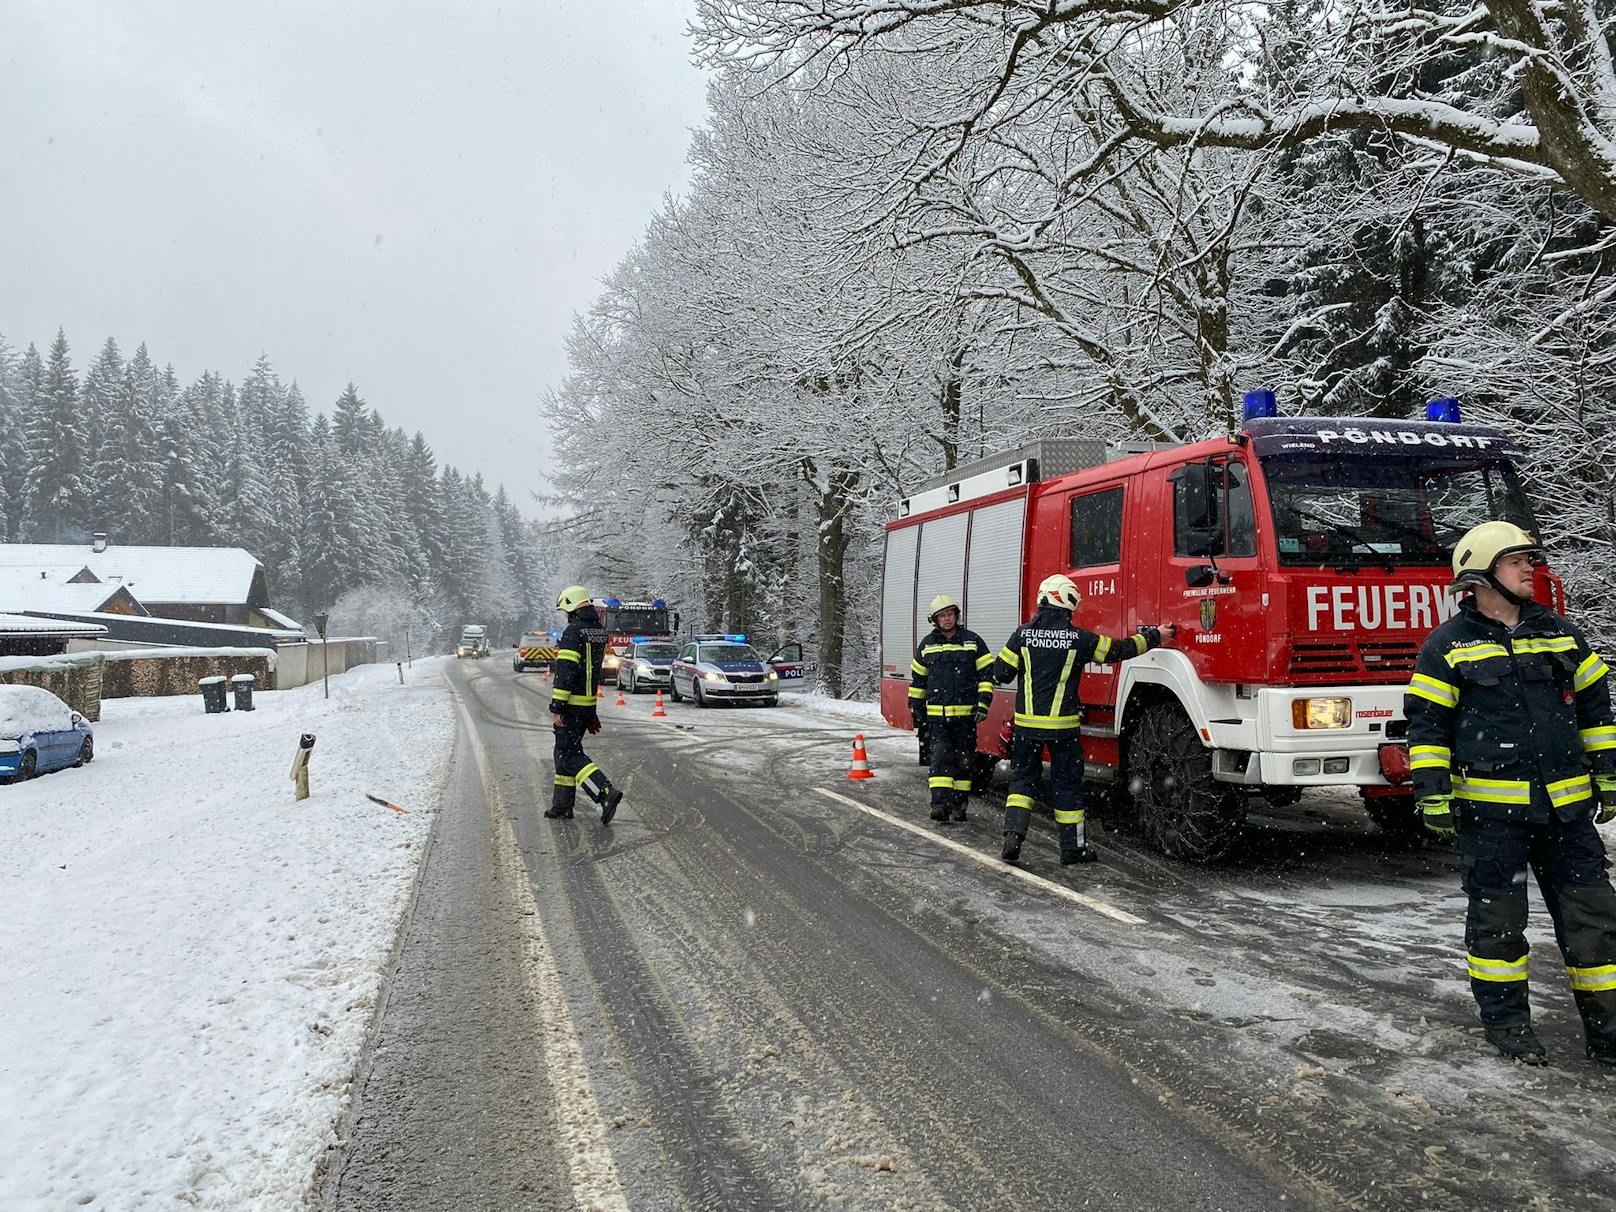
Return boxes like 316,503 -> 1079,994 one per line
603,654 -> 620,670
1292,697 -> 1352,730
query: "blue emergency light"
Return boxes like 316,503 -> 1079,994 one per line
1426,397 -> 1461,423
1242,388 -> 1278,421
604,597 -> 622,607
651,598 -> 666,609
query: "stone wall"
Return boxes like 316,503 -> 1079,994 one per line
99,650 -> 276,700
0,654 -> 105,721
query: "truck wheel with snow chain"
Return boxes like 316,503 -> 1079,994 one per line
1124,701 -> 1245,863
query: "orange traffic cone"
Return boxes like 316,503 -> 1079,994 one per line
596,685 -> 605,702
615,685 -> 627,707
541,665 -> 551,681
652,689 -> 667,718
847,734 -> 876,780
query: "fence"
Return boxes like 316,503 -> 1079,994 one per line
98,649 -> 276,700
0,653 -> 105,721
272,639 -> 382,689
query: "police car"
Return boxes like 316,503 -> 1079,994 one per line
669,635 -> 781,707
619,637 -> 680,693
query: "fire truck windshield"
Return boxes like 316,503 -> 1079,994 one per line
602,605 -> 670,634
1260,454 -> 1536,567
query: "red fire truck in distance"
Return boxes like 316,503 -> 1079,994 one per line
880,403 -> 1556,862
595,597 -> 678,683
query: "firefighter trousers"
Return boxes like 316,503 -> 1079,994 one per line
551,718 -> 615,812
1003,729 -> 1084,840
1458,811 -> 1616,1050
927,716 -> 977,816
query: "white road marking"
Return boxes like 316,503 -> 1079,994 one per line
813,786 -> 1147,926
453,694 -> 630,1210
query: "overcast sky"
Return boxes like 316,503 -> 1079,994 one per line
0,1 -> 711,512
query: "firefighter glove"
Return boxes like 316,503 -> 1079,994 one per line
586,715 -> 602,736
1137,625 -> 1162,649
1596,775 -> 1616,825
973,700 -> 990,723
1418,794 -> 1456,838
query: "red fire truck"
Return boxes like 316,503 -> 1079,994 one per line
595,597 -> 678,683
880,403 -> 1556,862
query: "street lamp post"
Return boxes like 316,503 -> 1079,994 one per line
314,612 -> 330,700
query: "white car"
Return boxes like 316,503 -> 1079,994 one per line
619,639 -> 679,693
668,636 -> 780,707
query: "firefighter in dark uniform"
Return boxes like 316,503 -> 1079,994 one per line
993,573 -> 1168,865
909,594 -> 994,823
1405,521 -> 1616,1065
546,585 -> 624,825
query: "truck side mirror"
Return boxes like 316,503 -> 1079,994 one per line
1184,565 -> 1216,589
1173,461 -> 1217,531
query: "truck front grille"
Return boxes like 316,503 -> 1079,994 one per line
1287,639 -> 1419,684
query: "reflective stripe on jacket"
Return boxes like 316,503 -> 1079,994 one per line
909,626 -> 993,717
992,605 -> 1155,732
1405,597 -> 1615,822
549,605 -> 607,716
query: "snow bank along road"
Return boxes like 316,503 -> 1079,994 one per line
326,660 -> 1616,1211
0,659 -> 454,1212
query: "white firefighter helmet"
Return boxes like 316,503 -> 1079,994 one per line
1037,573 -> 1081,611
927,594 -> 961,624
555,585 -> 592,614
1451,521 -> 1544,591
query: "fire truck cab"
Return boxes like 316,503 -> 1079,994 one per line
880,407 -> 1550,862
595,597 -> 678,683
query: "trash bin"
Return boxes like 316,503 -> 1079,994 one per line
199,676 -> 230,714
230,673 -> 255,712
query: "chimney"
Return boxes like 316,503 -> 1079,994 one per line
92,532 -> 108,554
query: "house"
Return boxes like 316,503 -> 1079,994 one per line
0,535 -> 298,630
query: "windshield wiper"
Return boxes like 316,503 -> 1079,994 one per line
1278,502 -> 1396,571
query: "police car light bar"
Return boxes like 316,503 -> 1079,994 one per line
1426,397 -> 1462,423
1242,388 -> 1278,422
604,597 -> 622,607
694,633 -> 746,642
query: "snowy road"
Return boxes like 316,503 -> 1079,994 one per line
325,661 -> 1616,1211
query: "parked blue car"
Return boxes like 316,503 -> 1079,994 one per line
0,685 -> 94,781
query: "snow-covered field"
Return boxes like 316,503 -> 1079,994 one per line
0,659 -> 453,1212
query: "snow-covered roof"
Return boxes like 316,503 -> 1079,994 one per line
0,568 -> 134,615
0,612 -> 106,638
259,608 -> 305,632
0,544 -> 263,606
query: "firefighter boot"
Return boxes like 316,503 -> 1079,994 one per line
544,797 -> 574,820
601,787 -> 623,826
1485,1023 -> 1548,1065
1581,1004 -> 1616,1066
1059,824 -> 1097,866
1001,803 -> 1032,864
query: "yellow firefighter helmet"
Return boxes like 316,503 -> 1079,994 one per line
1037,573 -> 1081,611
555,585 -> 592,614
926,594 -> 961,624
1451,521 -> 1544,590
